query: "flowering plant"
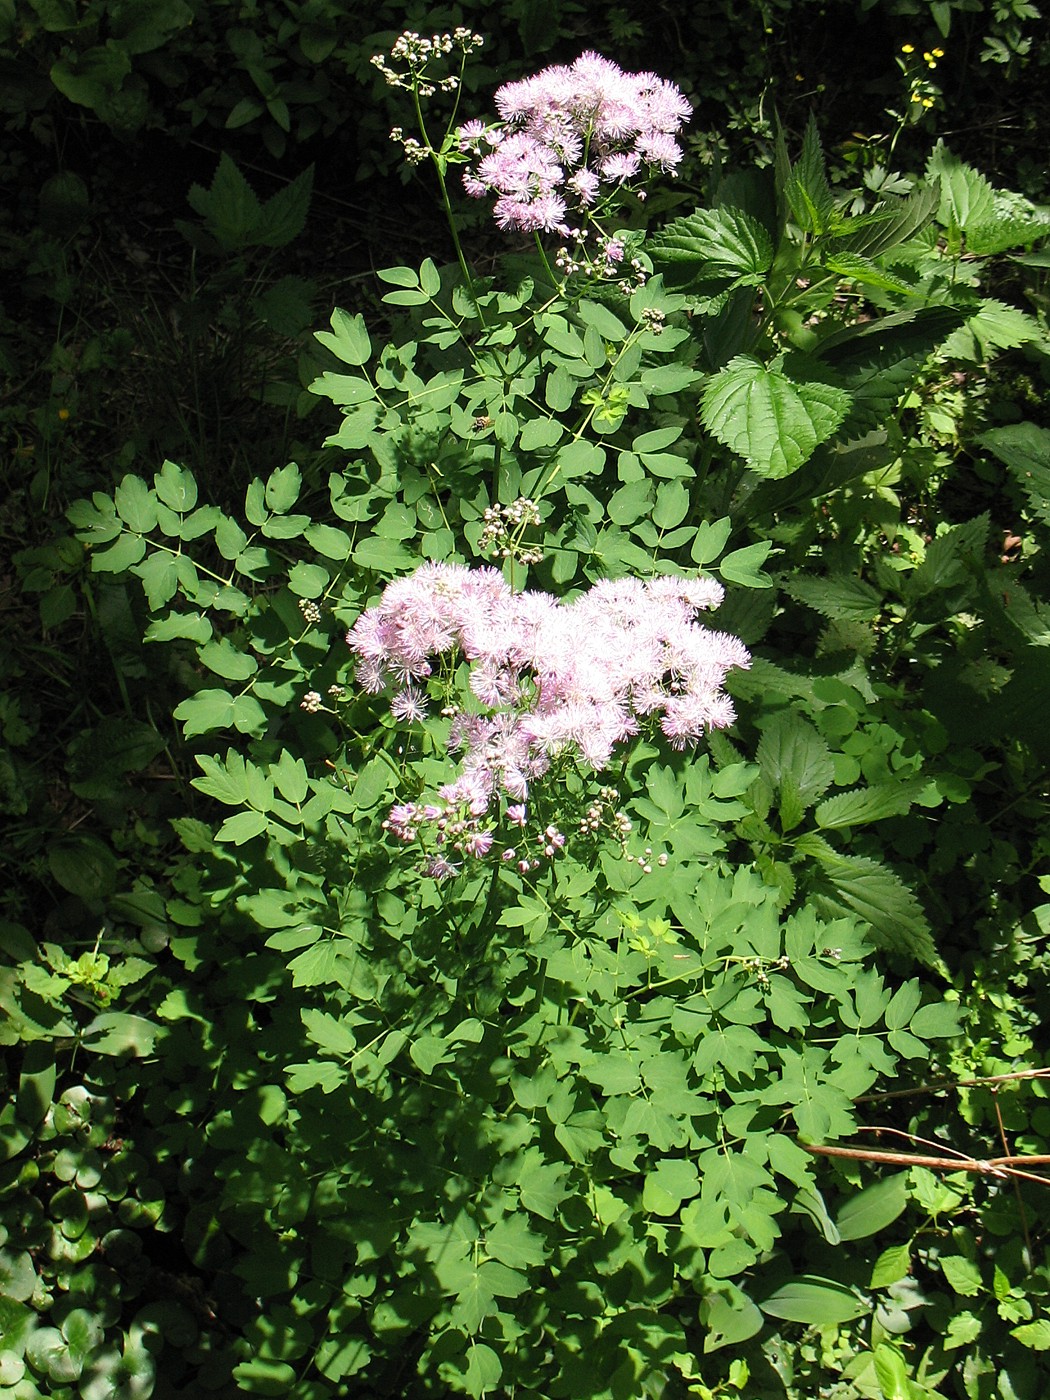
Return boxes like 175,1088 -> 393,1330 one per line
63,25 -> 1050,1400
349,562 -> 749,876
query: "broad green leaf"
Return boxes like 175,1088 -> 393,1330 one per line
215,810 -> 269,844
909,1001 -> 961,1038
784,574 -> 882,622
174,689 -> 236,738
815,780 -> 924,830
80,1012 -> 159,1057
701,1286 -> 764,1351
980,422 -> 1050,527
836,1173 -> 908,1241
154,460 -> 197,512
926,141 -> 996,231
759,1275 -> 866,1324
701,356 -> 850,478
1011,1319 -> 1050,1351
871,1243 -> 912,1289
940,1255 -> 983,1297
691,517 -> 733,565
811,853 -> 938,967
757,712 -> 834,812
873,1344 -> 914,1400
647,205 -> 774,279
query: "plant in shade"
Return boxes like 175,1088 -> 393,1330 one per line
52,24 -> 1050,1400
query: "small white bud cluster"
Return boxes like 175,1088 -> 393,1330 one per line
371,29 -> 483,96
298,598 -> 321,625
300,690 -> 324,713
478,499 -> 543,565
640,306 -> 665,334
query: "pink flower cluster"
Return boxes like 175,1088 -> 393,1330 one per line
348,563 -> 749,824
458,52 -> 691,235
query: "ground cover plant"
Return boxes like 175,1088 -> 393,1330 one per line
3,16 -> 1050,1400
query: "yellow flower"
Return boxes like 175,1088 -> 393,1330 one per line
932,46 -> 944,56
921,97 -> 935,108
58,408 -> 70,420
901,43 -> 915,53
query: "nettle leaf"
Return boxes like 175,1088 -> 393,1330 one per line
981,422 -> 1050,527
907,514 -> 988,597
926,141 -> 997,231
646,206 -> 773,279
822,253 -> 917,296
810,853 -> 938,967
940,298 -> 1042,361
783,573 -> 882,622
701,356 -> 851,478
828,183 -> 939,259
815,779 -> 925,830
757,712 -> 834,820
783,117 -> 835,236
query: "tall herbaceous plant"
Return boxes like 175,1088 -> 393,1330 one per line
62,21 -> 1050,1399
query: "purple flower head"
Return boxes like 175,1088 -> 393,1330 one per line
350,565 -> 749,829
462,52 -> 691,250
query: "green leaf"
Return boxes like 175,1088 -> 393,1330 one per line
701,356 -> 851,478
174,689 -> 236,737
836,1173 -> 909,1241
315,308 -> 372,366
873,1344 -> 914,1400
784,117 -> 835,235
264,463 -> 302,514
691,517 -> 733,565
653,480 -> 690,530
91,532 -> 146,572
577,298 -> 627,339
215,810 -> 269,844
811,854 -> 938,967
926,141 -> 996,231
909,1002 -> 961,1038
1011,1319 -> 1050,1351
232,1358 -> 297,1394
940,1255 -> 983,1297
647,206 -> 773,279
757,712 -> 834,815
718,540 -> 774,588
154,460 -> 197,512
759,1275 -> 866,1325
80,1012 -> 159,1057
815,781 -> 923,830
49,835 -> 118,900
980,422 -> 1050,528
870,1243 -> 912,1289
784,573 -> 882,622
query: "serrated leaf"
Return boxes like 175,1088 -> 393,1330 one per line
784,117 -> 835,235
940,1255 -> 983,1297
784,573 -> 882,622
980,422 -> 1050,527
823,253 -> 917,296
757,712 -> 834,811
811,854 -> 938,966
701,356 -> 850,478
829,184 -> 940,259
815,780 -> 923,830
941,299 -> 1041,361
926,141 -> 996,231
647,206 -> 773,279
